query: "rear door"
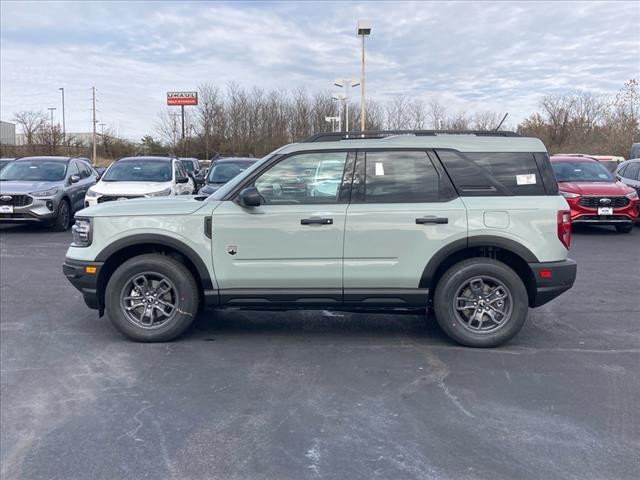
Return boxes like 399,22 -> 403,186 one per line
343,150 -> 467,307
211,150 -> 354,305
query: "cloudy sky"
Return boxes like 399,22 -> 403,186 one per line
1,0 -> 639,140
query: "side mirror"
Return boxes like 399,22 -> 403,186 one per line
69,175 -> 80,184
176,176 -> 189,184
238,186 -> 263,207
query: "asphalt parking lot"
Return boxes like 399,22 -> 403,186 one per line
1,224 -> 639,480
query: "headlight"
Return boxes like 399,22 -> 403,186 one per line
560,190 -> 580,198
30,187 -> 59,197
626,190 -> 639,200
145,187 -> 172,197
72,218 -> 92,247
85,189 -> 100,198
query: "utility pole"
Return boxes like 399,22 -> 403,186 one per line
58,87 -> 66,145
91,86 -> 97,165
334,79 -> 359,132
99,123 -> 106,138
357,20 -> 371,131
47,107 -> 56,153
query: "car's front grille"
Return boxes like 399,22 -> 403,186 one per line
578,196 -> 629,209
0,194 -> 33,207
97,195 -> 143,204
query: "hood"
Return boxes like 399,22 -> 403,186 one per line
92,181 -> 173,196
79,196 -> 210,217
558,181 -> 634,196
0,180 -> 62,195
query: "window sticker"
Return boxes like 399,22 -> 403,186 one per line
516,173 -> 536,185
375,162 -> 385,176
598,173 -> 608,179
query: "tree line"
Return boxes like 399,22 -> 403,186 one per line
4,79 -> 638,161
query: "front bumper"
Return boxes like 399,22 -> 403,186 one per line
528,259 -> 577,307
63,258 -> 104,310
566,198 -> 638,225
0,197 -> 58,223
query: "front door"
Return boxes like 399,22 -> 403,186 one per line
212,151 -> 353,306
343,150 -> 468,307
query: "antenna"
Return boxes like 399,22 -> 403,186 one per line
495,113 -> 508,131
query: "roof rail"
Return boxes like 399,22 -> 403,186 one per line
302,130 -> 520,143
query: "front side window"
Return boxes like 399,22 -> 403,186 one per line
623,162 -> 640,181
0,160 -> 68,182
360,151 -> 441,203
254,152 -> 348,204
552,161 -> 613,182
101,160 -> 172,182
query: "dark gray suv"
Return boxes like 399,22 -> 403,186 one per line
0,156 -> 98,230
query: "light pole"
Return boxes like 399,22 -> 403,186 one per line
325,116 -> 340,132
357,20 -> 371,132
331,93 -> 346,132
58,87 -> 66,145
334,78 -> 359,132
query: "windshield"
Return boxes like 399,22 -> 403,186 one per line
552,161 -> 614,182
0,160 -> 67,181
180,159 -> 196,172
0,160 -> 12,171
102,160 -> 172,182
207,161 -> 254,183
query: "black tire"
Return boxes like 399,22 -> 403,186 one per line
105,253 -> 199,342
614,224 -> 633,233
433,258 -> 529,348
51,198 -> 71,231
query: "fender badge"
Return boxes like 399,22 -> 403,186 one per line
227,244 -> 238,256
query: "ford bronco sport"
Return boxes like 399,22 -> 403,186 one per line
63,130 -> 577,347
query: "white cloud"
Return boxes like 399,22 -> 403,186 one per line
1,0 -> 638,139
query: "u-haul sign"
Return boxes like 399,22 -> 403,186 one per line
167,91 -> 198,106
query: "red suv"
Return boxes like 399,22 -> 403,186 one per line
551,155 -> 638,233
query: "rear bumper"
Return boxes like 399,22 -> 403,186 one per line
528,259 -> 577,307
63,258 -> 103,310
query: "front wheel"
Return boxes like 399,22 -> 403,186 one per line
614,224 -> 633,233
433,258 -> 529,347
105,254 -> 199,341
51,199 -> 71,231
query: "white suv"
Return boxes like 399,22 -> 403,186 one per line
84,156 -> 194,207
65,131 -> 577,347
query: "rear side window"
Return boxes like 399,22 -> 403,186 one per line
436,150 -> 548,196
355,151 -> 448,203
623,162 -> 640,180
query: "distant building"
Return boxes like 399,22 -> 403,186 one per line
0,121 -> 16,145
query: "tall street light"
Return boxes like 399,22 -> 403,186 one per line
47,107 -> 56,129
357,20 -> 371,132
58,87 -> 66,145
334,78 -> 359,132
331,93 -> 346,132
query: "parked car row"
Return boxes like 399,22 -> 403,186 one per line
551,155 -> 639,233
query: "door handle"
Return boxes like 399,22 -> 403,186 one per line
301,218 -> 333,225
416,216 -> 448,225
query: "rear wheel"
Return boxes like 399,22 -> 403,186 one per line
105,254 -> 199,341
51,199 -> 71,231
614,224 -> 633,233
433,258 -> 529,347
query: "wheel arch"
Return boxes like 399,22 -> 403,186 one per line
94,234 -> 213,312
420,236 -> 539,307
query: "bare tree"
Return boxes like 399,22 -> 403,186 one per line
473,111 -> 502,130
13,111 -> 47,145
427,100 -> 447,129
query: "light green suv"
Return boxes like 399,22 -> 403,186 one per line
63,131 -> 577,347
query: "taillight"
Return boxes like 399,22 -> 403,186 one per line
557,210 -> 571,249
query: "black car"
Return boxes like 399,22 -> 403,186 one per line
178,157 -> 205,190
199,157 -> 257,195
616,158 -> 640,221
